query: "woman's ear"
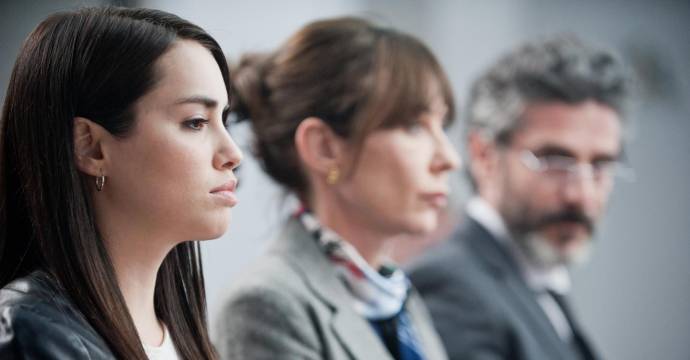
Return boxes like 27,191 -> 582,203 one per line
73,117 -> 108,176
294,117 -> 348,179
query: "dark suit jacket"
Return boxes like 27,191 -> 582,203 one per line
407,218 -> 599,360
214,217 -> 448,360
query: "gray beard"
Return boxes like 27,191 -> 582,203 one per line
516,232 -> 593,269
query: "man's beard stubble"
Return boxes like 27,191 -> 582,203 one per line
504,204 -> 597,268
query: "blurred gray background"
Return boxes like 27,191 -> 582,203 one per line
2,1 -> 689,359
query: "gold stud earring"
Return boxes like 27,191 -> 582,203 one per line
95,169 -> 106,191
326,167 -> 340,185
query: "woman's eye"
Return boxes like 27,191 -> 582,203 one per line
183,118 -> 209,130
405,122 -> 424,134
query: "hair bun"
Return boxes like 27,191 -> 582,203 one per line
230,53 -> 272,123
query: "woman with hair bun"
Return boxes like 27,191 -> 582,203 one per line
216,17 -> 459,360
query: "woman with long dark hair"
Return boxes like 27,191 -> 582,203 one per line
0,7 -> 241,359
215,17 -> 459,360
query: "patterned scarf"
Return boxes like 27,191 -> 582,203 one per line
298,210 -> 409,320
297,210 -> 426,360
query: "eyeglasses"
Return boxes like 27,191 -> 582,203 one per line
519,149 -> 635,183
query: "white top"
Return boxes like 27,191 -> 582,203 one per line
466,196 -> 574,341
143,325 -> 180,360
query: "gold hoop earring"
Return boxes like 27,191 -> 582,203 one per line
326,167 -> 340,185
96,170 -> 106,191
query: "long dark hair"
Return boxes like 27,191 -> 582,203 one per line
0,7 -> 227,359
231,17 -> 455,200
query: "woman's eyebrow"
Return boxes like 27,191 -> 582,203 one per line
173,95 -> 227,110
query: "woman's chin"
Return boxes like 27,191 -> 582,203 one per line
193,218 -> 232,241
402,213 -> 439,237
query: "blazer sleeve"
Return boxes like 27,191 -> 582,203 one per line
215,286 -> 323,360
0,304 -> 94,360
410,266 -> 509,360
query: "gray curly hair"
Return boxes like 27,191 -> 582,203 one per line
466,35 -> 631,144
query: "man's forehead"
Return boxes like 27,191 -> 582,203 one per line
512,101 -> 622,155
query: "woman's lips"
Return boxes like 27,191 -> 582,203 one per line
421,192 -> 448,208
210,180 -> 238,206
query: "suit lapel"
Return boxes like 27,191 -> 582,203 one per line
573,330 -> 597,360
269,218 -> 393,360
405,289 -> 448,360
503,275 -> 575,359
330,308 -> 394,360
463,219 -> 577,360
552,292 -> 598,360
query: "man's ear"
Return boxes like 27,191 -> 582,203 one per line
468,131 -> 498,186
294,117 -> 348,179
73,117 -> 108,177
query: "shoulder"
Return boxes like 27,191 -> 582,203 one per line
407,230 -> 480,289
0,272 -> 114,359
214,252 -> 327,359
1,272 -> 79,334
406,229 -> 504,317
219,219 -> 331,313
407,250 -> 512,358
215,245 -> 327,329
221,249 -> 313,304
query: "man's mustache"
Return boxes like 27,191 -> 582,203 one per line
533,209 -> 594,234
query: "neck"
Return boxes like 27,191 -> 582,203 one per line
96,207 -> 173,347
311,191 -> 395,269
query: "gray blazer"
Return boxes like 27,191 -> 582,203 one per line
407,218 -> 599,360
214,217 -> 448,360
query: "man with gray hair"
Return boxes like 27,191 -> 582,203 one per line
409,36 -> 631,360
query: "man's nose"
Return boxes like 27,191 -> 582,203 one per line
561,166 -> 597,209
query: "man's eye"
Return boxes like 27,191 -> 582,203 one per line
541,155 -> 576,170
592,160 -> 616,172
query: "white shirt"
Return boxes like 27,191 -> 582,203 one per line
143,325 -> 180,360
466,197 -> 574,341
